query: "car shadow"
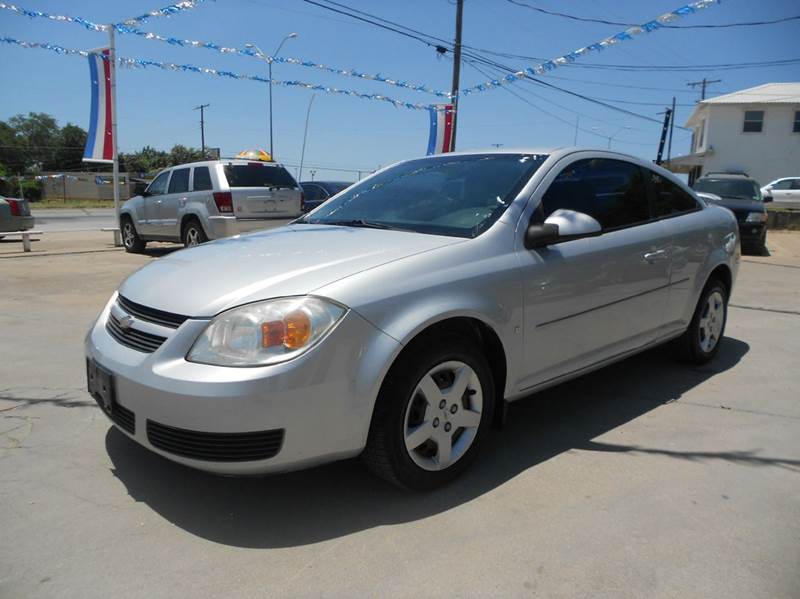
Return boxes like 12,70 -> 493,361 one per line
106,337 -> 750,548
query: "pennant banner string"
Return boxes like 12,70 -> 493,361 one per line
0,1 -> 449,98
0,37 -> 436,111
0,0 -> 205,32
459,0 -> 720,97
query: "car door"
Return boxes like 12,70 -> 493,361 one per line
789,179 -> 800,201
767,179 -> 793,201
162,167 -> 190,238
518,156 -> 672,389
645,167 -> 706,333
141,170 -> 170,235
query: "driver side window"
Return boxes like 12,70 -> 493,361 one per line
146,171 -> 170,196
540,158 -> 649,230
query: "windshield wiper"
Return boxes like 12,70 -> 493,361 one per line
319,219 -> 399,230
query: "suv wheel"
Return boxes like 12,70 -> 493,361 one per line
362,333 -> 494,490
182,219 -> 208,248
675,278 -> 728,364
121,217 -> 146,253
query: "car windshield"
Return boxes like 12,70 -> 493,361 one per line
223,163 -> 297,189
300,153 -> 547,238
693,178 -> 761,201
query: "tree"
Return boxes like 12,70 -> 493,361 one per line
55,124 -> 87,172
8,112 -> 60,171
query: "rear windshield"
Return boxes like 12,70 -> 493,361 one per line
223,163 -> 297,189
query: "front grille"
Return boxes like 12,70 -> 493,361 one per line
92,393 -> 136,434
106,313 -> 167,353
117,295 -> 188,329
147,420 -> 284,462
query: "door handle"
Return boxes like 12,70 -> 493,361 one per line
643,249 -> 668,263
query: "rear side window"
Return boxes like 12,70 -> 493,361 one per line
302,184 -> 324,203
223,163 -> 297,189
168,168 -> 190,193
541,158 -> 649,230
193,166 -> 213,191
648,171 -> 699,217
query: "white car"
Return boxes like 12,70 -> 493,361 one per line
760,177 -> 800,202
120,159 -> 303,252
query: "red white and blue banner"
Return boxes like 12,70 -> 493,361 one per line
83,48 -> 114,163
427,104 -> 454,155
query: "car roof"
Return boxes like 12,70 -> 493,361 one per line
300,180 -> 351,186
165,159 -> 289,169
699,173 -> 753,180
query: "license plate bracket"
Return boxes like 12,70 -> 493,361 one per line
87,359 -> 115,413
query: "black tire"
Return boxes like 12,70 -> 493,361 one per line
182,218 -> 208,248
362,332 -> 495,491
674,278 -> 728,365
121,216 -> 146,253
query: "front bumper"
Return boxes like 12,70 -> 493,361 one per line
206,216 -> 296,239
737,221 -> 766,244
85,294 -> 401,475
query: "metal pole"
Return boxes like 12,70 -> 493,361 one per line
268,60 -> 274,157
574,115 -> 579,145
109,26 -> 121,246
298,94 -> 316,182
194,103 -> 210,155
449,0 -> 464,152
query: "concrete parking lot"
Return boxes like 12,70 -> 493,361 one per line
1,229 -> 798,598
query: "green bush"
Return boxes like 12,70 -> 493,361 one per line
20,179 -> 43,202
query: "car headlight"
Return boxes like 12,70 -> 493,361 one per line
187,296 -> 346,367
745,211 -> 767,223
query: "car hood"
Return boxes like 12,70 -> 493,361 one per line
118,224 -> 464,317
696,193 -> 764,214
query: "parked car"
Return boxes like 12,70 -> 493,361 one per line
86,148 -> 739,490
119,159 -> 303,252
692,172 -> 770,254
0,195 -> 34,237
300,180 -> 352,212
761,177 -> 800,202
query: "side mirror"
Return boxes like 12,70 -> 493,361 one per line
524,209 -> 602,249
763,194 -> 773,203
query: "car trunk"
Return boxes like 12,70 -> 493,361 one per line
222,162 -> 301,218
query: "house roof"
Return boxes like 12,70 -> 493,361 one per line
684,83 -> 800,127
700,83 -> 800,105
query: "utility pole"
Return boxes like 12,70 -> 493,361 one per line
194,103 -> 210,156
449,0 -> 464,152
574,115 -> 580,145
687,78 -> 721,101
298,94 -> 316,182
667,96 -> 676,163
656,107 -> 673,165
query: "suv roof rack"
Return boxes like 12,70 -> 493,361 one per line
703,171 -> 750,178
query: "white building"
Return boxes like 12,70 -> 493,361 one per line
667,83 -> 800,185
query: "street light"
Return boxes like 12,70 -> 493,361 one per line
592,126 -> 631,149
246,32 -> 299,158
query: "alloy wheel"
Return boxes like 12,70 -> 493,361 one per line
403,360 -> 483,471
185,227 -> 201,247
122,222 -> 135,248
698,290 -> 724,353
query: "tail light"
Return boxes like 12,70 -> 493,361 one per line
213,191 -> 233,214
7,199 -> 21,217
300,191 -> 306,212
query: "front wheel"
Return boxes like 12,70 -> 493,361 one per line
362,333 -> 495,490
121,217 -> 146,253
675,278 -> 728,364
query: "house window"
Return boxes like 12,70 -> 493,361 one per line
743,110 -> 764,132
794,111 -> 800,133
697,118 -> 706,150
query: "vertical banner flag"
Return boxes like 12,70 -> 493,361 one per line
83,48 -> 114,163
426,104 -> 454,155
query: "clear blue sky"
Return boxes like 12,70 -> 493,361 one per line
1,0 -> 798,180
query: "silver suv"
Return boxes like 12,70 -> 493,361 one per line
120,159 -> 303,252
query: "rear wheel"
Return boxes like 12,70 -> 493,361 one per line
121,217 -> 145,253
362,333 -> 494,490
182,218 -> 208,248
675,278 -> 728,364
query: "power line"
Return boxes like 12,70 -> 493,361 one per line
561,57 -> 800,71
503,0 -> 800,28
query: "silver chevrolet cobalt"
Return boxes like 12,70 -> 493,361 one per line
86,148 -> 739,490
